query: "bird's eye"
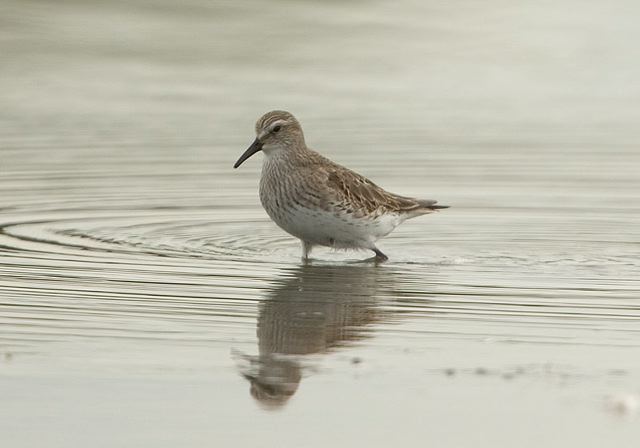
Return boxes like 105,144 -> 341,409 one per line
272,125 -> 281,133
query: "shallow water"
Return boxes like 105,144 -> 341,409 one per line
2,0 -> 640,446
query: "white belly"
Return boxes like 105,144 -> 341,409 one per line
258,156 -> 401,249
263,201 -> 401,249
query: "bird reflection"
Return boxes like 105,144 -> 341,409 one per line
237,264 -> 392,409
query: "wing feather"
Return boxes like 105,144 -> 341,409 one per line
297,149 -> 445,218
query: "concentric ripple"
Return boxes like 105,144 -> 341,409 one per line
0,208 -> 300,262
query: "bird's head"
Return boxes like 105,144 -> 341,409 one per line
234,110 -> 305,168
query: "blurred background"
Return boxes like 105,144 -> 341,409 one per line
1,1 -> 640,447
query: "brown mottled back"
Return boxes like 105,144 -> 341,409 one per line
289,148 -> 443,219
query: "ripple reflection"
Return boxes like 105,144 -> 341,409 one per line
236,265 -> 394,409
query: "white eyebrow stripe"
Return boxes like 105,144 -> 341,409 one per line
258,119 -> 287,139
267,119 -> 286,130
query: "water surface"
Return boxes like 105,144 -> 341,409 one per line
1,0 -> 640,447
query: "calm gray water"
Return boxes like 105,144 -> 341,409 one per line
2,0 -> 640,446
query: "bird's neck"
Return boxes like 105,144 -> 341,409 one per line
262,142 -> 310,166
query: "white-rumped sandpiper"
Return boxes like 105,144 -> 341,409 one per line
234,110 -> 448,261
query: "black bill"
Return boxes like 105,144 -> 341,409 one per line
233,138 -> 263,168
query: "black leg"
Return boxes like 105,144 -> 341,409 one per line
301,240 -> 313,262
372,248 -> 388,261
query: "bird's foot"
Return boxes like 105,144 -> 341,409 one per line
373,248 -> 388,262
354,248 -> 388,264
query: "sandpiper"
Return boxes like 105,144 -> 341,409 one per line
233,110 -> 448,261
